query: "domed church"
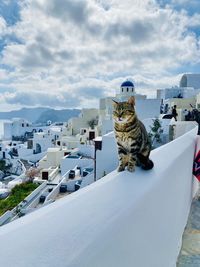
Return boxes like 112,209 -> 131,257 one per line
98,79 -> 161,135
115,80 -> 146,101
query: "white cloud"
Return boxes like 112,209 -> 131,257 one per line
0,16 -> 6,33
0,0 -> 200,110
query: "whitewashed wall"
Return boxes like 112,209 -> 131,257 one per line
78,144 -> 94,157
0,127 -> 197,267
171,120 -> 198,139
136,99 -> 161,120
80,173 -> 94,188
96,131 -> 118,179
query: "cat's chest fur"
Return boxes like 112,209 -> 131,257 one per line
116,130 -> 140,151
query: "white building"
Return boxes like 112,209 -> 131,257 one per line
157,86 -> 200,100
157,73 -> 200,101
180,73 -> 200,89
66,109 -> 99,136
4,118 -> 50,140
39,147 -> 69,170
58,126 -> 98,149
98,80 -> 161,135
0,140 -> 22,160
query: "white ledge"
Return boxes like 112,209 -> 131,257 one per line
0,127 -> 197,267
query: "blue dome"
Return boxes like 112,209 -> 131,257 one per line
121,80 -> 134,87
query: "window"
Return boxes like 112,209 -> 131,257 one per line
122,88 -> 123,92
22,123 -> 24,127
127,88 -> 129,92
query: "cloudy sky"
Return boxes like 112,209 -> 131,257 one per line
0,0 -> 200,111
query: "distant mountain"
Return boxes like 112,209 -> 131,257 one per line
0,107 -> 81,123
0,107 -> 50,122
35,109 -> 81,123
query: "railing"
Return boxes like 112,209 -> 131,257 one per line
44,169 -> 71,203
48,166 -> 59,181
0,211 -> 12,226
0,181 -> 48,225
24,181 -> 47,206
0,127 -> 198,267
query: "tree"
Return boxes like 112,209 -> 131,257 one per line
148,118 -> 163,148
25,167 -> 41,182
87,116 -> 99,129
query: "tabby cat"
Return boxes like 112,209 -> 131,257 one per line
113,96 -> 154,172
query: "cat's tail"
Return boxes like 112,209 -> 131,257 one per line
137,153 -> 154,170
141,159 -> 154,170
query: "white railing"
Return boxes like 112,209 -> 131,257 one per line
48,166 -> 59,181
0,127 -> 198,267
44,170 -> 71,203
24,181 -> 47,204
19,181 -> 48,210
0,211 -> 12,226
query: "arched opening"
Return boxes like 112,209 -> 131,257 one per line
35,143 -> 42,154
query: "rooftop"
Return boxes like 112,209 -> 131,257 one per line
121,80 -> 134,87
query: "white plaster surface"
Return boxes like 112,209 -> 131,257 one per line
0,128 -> 197,267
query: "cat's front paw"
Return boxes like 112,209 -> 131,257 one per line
117,165 -> 125,172
127,165 -> 135,172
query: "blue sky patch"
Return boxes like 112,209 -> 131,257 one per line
0,0 -> 21,26
157,0 -> 200,16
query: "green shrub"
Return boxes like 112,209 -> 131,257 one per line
0,182 -> 38,216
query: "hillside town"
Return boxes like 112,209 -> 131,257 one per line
0,73 -> 200,227
1,0 -> 200,265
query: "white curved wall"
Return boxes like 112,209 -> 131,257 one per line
0,127 -> 197,267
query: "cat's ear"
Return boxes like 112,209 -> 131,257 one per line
128,96 -> 135,107
112,99 -> 119,107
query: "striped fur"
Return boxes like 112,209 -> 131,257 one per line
113,96 -> 154,172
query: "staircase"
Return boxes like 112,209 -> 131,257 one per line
20,159 -> 32,170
